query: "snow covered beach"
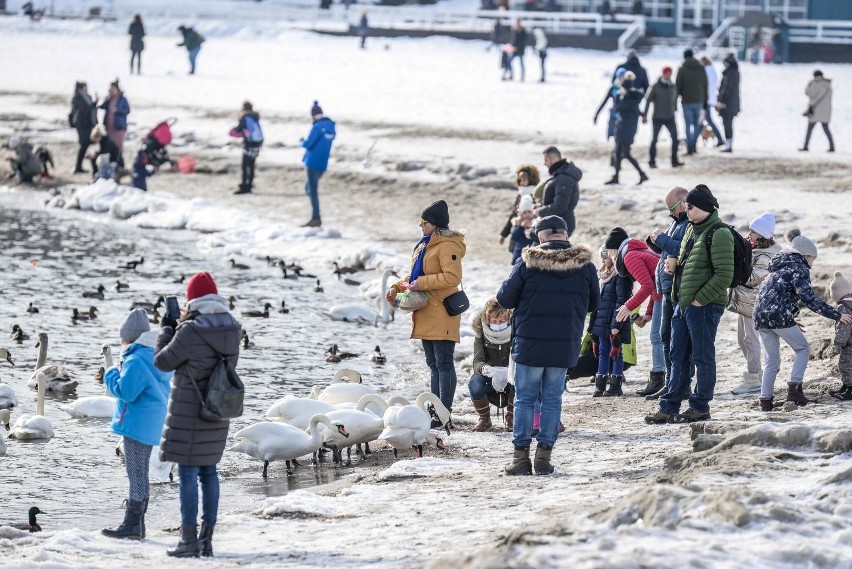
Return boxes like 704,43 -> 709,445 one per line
2,5 -> 852,568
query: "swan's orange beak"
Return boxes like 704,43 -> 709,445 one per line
337,425 -> 349,438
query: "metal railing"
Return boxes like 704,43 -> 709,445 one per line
617,15 -> 645,52
705,15 -> 735,52
787,18 -> 852,44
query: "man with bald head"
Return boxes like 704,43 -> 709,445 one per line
636,186 -> 690,398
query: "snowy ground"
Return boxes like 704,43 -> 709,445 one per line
1,11 -> 852,569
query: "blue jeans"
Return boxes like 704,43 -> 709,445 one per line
188,47 -> 200,73
596,335 -> 624,376
513,363 -> 566,448
305,167 -> 323,222
649,300 -> 666,373
682,102 -> 703,149
468,373 -> 495,400
660,303 -> 724,415
422,340 -> 457,412
704,102 -> 724,142
178,464 -> 219,526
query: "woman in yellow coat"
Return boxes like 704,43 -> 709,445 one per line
386,200 -> 466,423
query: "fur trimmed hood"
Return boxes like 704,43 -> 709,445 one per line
471,308 -> 486,336
522,242 -> 593,272
433,228 -> 466,239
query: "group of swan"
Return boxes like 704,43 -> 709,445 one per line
325,268 -> 396,326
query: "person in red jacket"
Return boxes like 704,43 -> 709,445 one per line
605,227 -> 663,393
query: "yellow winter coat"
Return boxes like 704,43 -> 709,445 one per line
393,229 -> 466,342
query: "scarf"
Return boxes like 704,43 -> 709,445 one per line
598,266 -> 616,285
409,234 -> 431,283
481,316 -> 512,345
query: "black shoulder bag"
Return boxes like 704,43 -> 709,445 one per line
444,282 -> 470,316
189,332 -> 244,422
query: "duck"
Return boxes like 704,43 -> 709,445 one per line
312,394 -> 392,463
114,280 -> 130,291
332,261 -> 360,276
131,296 -> 164,314
293,268 -> 317,279
94,366 -> 105,383
280,267 -> 299,280
314,279 -> 324,293
148,307 -> 161,325
278,301 -> 290,314
3,507 -> 46,532
72,307 -> 99,323
285,260 -> 305,272
60,344 -> 115,418
229,258 -> 250,270
342,277 -> 362,286
326,296 -> 392,326
266,256 -> 283,267
10,325 -> 29,344
172,273 -> 186,284
241,330 -> 255,349
378,392 -> 451,458
228,295 -> 238,310
371,346 -> 386,365
241,303 -> 273,318
10,372 -> 55,440
325,344 -> 342,363
326,344 -> 358,361
27,332 -> 78,393
119,257 -> 144,270
229,413 -> 349,478
82,284 -> 106,299
0,348 -> 17,409
26,302 -> 39,314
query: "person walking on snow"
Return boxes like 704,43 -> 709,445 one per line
800,70 -> 835,152
358,11 -> 369,49
128,14 -> 145,75
605,72 -> 649,186
510,20 -> 528,82
828,272 -> 852,400
177,25 -> 205,75
643,66 -> 684,169
675,49 -> 707,156
230,101 -> 264,195
300,101 -> 336,227
535,146 -> 582,238
533,27 -> 548,83
716,53 -> 740,153
700,56 -> 725,147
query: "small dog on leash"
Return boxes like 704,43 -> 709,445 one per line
699,125 -> 716,146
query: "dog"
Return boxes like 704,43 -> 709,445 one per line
699,125 -> 716,146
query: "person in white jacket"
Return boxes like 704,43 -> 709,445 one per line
700,56 -> 725,147
533,28 -> 548,83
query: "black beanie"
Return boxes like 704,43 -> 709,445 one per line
684,48 -> 694,59
685,184 -> 719,212
421,200 -> 449,228
605,227 -> 629,250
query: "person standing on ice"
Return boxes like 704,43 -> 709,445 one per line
498,215 -> 598,476
230,101 -> 264,195
800,69 -> 835,152
386,200 -> 466,425
534,146 -> 581,238
358,10 -> 369,49
128,14 -> 145,75
177,25 -> 205,75
752,229 -> 852,411
99,80 -> 130,164
70,81 -> 98,174
828,272 -> 852,401
101,309 -> 172,541
715,53 -> 740,153
300,101 -> 336,227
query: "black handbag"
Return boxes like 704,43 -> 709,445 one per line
443,284 -> 470,316
189,333 -> 244,422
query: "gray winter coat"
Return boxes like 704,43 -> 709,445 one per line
806,77 -> 832,124
728,242 -> 781,317
644,77 -> 677,121
155,295 -> 241,466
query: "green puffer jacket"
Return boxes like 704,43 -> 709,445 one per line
673,211 -> 734,308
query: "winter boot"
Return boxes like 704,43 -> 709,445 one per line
646,382 -> 668,400
604,175 -> 620,185
636,371 -> 666,397
140,497 -> 148,539
505,447 -> 532,476
101,499 -> 144,540
829,385 -> 852,401
731,371 -> 762,395
198,522 -> 215,558
786,382 -> 813,406
721,139 -> 733,153
533,444 -> 554,475
603,374 -> 624,397
505,397 -> 514,432
531,412 -> 541,437
471,397 -> 492,432
638,171 -> 649,185
759,397 -> 774,412
167,524 -> 199,558
592,374 -> 608,397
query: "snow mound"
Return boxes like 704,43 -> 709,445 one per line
376,457 -> 477,482
256,490 -> 354,519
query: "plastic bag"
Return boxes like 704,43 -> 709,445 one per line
394,290 -> 429,312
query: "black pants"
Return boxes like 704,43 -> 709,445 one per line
538,50 -> 547,82
722,114 -> 735,141
131,50 -> 142,74
660,294 -> 674,379
75,126 -> 91,171
649,117 -> 679,166
614,142 -> 642,176
804,121 -> 835,150
241,145 -> 261,190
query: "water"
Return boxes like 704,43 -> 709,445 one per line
0,191 -> 426,531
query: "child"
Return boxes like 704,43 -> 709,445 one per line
35,145 -> 54,180
93,153 -> 116,183
828,271 -> 852,400
510,194 -> 536,264
589,244 -> 633,397
499,164 -> 540,251
468,299 -> 513,431
5,137 -> 42,183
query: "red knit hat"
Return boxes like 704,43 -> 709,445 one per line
186,272 -> 218,301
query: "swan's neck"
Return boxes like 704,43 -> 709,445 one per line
103,350 -> 114,369
36,380 -> 45,416
380,270 -> 394,294
36,339 -> 47,370
356,394 -> 388,413
379,295 -> 390,322
309,416 -> 330,445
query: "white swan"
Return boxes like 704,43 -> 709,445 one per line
379,392 -> 451,458
229,413 -> 349,478
312,394 -> 391,461
27,332 -> 78,393
318,369 -> 383,414
265,396 -> 337,429
61,344 -> 116,418
327,269 -> 395,326
0,409 -> 8,456
10,372 -> 54,441
0,348 -> 17,409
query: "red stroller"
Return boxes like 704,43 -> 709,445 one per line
132,118 -> 176,191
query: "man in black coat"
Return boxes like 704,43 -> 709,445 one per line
642,66 -> 683,169
535,146 -> 582,238
510,20 -> 528,82
612,50 -> 649,93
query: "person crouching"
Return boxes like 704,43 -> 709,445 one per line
468,299 -> 514,431
589,245 -> 633,397
828,271 -> 852,401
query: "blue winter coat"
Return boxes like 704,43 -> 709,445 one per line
589,273 -> 633,343
510,224 -> 535,265
100,94 -> 131,131
104,331 -> 173,446
615,83 -> 643,146
302,117 -> 336,172
496,241 -> 599,368
753,249 -> 841,330
654,212 -> 689,295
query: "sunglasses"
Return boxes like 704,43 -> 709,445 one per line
667,199 -> 682,212
419,219 -> 430,227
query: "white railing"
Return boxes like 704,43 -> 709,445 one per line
617,15 -> 645,52
705,16 -> 735,52
787,19 -> 852,44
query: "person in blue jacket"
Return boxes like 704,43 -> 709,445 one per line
300,100 -> 336,227
230,101 -> 264,195
589,245 -> 633,397
606,72 -> 649,186
102,309 -> 172,541
99,80 -> 131,164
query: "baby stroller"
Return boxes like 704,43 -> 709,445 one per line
131,118 -> 176,191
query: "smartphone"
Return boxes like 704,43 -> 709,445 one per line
165,296 -> 181,321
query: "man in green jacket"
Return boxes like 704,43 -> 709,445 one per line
647,184 -> 733,423
676,49 -> 708,156
177,25 -> 205,75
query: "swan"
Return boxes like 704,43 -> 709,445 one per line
60,344 -> 115,416
378,392 -> 451,458
312,394 -> 392,462
265,396 -> 337,429
10,372 -> 54,440
229,413 -> 349,478
0,348 -> 18,409
318,369 -> 384,414
27,332 -> 78,393
326,297 -> 391,326
0,410 -> 7,456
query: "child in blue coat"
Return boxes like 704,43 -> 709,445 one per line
589,245 -> 633,397
102,309 -> 172,540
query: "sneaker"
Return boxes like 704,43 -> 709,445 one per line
604,176 -> 620,185
302,219 -> 322,228
644,410 -> 675,424
674,408 -> 711,423
731,372 -> 761,395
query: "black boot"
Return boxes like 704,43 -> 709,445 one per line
636,371 -> 666,397
829,385 -> 852,401
102,499 -> 145,540
592,374 -> 607,397
140,498 -> 147,539
505,447 -> 532,476
603,374 -> 623,396
646,382 -> 668,400
167,524 -> 199,558
533,444 -> 554,475
198,522 -> 215,557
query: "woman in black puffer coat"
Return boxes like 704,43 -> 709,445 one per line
155,272 -> 241,559
70,81 -> 97,173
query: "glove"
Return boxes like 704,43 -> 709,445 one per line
481,365 -> 494,378
591,335 -> 599,358
489,366 -> 509,393
609,333 -> 622,359
161,315 -> 178,329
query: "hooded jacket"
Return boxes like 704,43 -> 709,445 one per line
673,210 -> 734,308
753,249 -> 841,330
644,76 -> 677,121
104,330 -> 172,446
717,58 -> 740,117
497,241 -> 599,368
616,238 -> 662,317
471,309 -> 511,374
155,294 -> 242,466
230,110 -> 264,147
100,94 -> 130,131
178,27 -> 205,52
654,211 -> 689,295
589,269 -> 632,343
538,159 -> 582,237
393,228 -> 467,343
613,53 -> 649,93
806,77 -> 832,123
302,116 -> 336,172
11,142 -> 42,177
615,83 -> 644,146
676,56 -> 708,105
728,241 -> 781,317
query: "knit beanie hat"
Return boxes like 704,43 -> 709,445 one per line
186,271 -> 218,301
310,100 -> 323,117
605,227 -> 629,250
421,200 -> 449,228
785,227 -> 818,258
830,272 -> 852,302
120,308 -> 150,343
749,212 -> 775,239
535,215 -> 568,234
518,194 -> 534,214
685,184 -> 719,212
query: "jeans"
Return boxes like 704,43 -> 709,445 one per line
682,102 -> 703,149
305,167 -> 323,222
803,122 -> 835,150
188,47 -> 201,73
649,118 -> 679,166
513,363 -> 566,448
178,464 -> 219,526
737,314 -> 762,375
241,154 -> 256,190
123,437 -> 152,504
422,340 -> 457,412
538,49 -> 547,82
759,326 -> 810,399
468,373 -> 495,400
659,295 -> 674,378
704,102 -> 724,142
660,303 -> 724,415
649,300 -> 666,373
596,335 -> 624,376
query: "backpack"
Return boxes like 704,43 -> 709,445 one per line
243,115 -> 264,143
190,333 -> 244,422
704,222 -> 752,288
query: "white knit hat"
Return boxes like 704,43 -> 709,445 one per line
831,271 -> 852,302
786,227 -> 818,258
518,194 -> 534,213
749,212 -> 775,239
